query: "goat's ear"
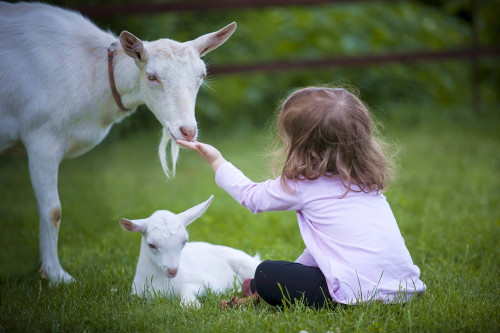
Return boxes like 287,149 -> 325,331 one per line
119,31 -> 147,62
189,22 -> 236,57
120,218 -> 145,233
178,195 -> 214,227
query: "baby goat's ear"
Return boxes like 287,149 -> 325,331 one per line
178,195 -> 214,227
120,218 -> 146,233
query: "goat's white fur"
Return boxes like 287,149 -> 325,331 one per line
120,196 -> 261,306
0,2 -> 236,284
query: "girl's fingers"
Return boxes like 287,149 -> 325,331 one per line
176,140 -> 197,150
176,140 -> 223,170
177,140 -> 209,159
195,143 -> 209,154
177,140 -> 218,162
175,139 -> 186,147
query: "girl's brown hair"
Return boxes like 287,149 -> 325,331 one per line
273,87 -> 393,196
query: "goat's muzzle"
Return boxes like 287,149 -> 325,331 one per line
167,268 -> 178,277
180,126 -> 197,142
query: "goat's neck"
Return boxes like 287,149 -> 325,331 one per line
111,49 -> 143,111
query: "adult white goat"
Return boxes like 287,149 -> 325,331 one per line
120,196 -> 261,306
0,2 -> 236,284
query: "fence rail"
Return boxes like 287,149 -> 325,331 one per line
207,47 -> 500,75
78,0 -> 404,17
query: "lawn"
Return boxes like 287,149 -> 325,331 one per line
0,109 -> 499,332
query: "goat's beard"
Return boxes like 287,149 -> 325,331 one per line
158,127 -> 179,179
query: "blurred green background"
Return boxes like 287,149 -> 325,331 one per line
50,0 -> 500,131
1,1 -> 499,331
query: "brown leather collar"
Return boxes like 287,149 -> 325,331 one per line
107,42 -> 130,112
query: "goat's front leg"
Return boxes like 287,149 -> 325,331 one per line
179,284 -> 201,308
27,142 -> 73,284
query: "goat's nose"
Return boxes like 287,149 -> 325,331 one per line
167,268 -> 178,277
180,126 -> 196,142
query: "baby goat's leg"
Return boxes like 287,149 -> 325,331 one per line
27,141 -> 73,284
179,284 -> 202,307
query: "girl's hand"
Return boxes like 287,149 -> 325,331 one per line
176,140 -> 226,173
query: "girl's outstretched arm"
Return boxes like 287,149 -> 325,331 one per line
179,140 -> 302,214
176,140 -> 227,173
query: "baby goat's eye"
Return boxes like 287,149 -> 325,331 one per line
148,243 -> 157,250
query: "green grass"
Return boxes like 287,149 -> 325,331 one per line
0,111 -> 499,332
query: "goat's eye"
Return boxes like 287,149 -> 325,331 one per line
148,243 -> 157,250
146,73 -> 158,82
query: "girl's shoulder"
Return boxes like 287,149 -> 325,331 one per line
295,175 -> 382,198
292,174 -> 345,192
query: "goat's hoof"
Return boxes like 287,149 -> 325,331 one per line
40,266 -> 75,286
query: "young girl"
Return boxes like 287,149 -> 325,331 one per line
177,87 -> 425,308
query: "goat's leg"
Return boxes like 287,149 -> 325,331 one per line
27,143 -> 73,284
179,284 -> 201,307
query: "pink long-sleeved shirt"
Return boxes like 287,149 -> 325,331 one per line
215,162 -> 426,304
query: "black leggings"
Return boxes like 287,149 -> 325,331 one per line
251,260 -> 333,309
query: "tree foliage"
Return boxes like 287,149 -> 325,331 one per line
54,0 -> 499,128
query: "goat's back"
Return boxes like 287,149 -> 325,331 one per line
0,2 -> 115,118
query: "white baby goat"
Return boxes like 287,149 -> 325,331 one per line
120,196 -> 261,306
0,2 -> 236,284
